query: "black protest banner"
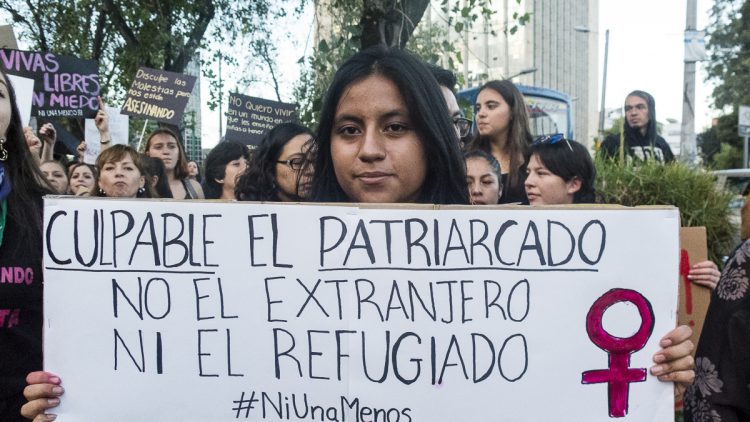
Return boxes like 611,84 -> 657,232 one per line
225,93 -> 297,145
121,67 -> 196,125
0,48 -> 100,118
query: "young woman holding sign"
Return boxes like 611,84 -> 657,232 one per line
0,69 -> 53,422
20,47 -> 696,421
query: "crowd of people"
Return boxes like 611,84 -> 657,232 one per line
0,45 -> 746,421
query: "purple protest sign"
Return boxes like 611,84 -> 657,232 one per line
121,67 -> 196,125
0,48 -> 100,118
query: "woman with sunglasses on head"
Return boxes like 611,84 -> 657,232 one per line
525,134 -> 721,288
143,127 -> 204,199
467,79 -> 534,204
524,134 -> 596,206
0,67 -> 54,422
203,140 -> 249,200
235,122 -> 314,202
464,149 -> 503,205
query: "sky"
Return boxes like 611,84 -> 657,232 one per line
598,0 -> 714,128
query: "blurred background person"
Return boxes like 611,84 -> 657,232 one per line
144,128 -> 203,199
202,140 -> 249,200
67,163 -> 97,196
468,80 -> 533,204
464,150 -> 502,205
39,160 -> 69,195
236,122 -> 314,201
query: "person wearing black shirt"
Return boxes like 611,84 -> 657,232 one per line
600,90 -> 674,163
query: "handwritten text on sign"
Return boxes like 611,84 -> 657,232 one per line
0,49 -> 100,118
224,93 -> 297,146
121,67 -> 196,125
42,199 -> 679,421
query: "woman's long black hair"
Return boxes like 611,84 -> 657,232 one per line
203,140 -> 249,199
309,45 -> 469,205
527,139 -> 596,204
2,69 -> 53,239
467,79 -> 533,188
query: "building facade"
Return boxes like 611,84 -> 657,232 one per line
183,56 -> 203,163
425,0 -> 599,146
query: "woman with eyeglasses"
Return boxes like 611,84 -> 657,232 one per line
235,122 -> 314,202
524,134 -> 596,205
467,79 -> 534,204
202,140 -> 250,200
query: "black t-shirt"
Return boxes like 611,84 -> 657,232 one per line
499,170 -> 529,205
600,132 -> 674,163
0,197 -> 44,421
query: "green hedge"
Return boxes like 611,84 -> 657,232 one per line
595,159 -> 737,264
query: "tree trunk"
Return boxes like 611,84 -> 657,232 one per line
359,0 -> 430,50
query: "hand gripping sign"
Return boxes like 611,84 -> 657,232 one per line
582,288 -> 655,418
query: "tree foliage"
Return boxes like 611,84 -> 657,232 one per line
700,0 -> 750,167
596,158 -> 737,263
705,0 -> 750,110
0,1 -> 287,103
295,0 -> 529,127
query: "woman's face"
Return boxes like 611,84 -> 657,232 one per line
0,74 -> 11,137
524,154 -> 580,205
221,157 -> 248,195
330,74 -> 427,203
466,157 -> 501,205
276,134 -> 312,201
69,165 -> 95,195
40,161 -> 69,194
147,134 -> 180,173
475,88 -> 512,139
187,161 -> 199,177
98,155 -> 145,198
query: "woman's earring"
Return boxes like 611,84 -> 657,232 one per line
138,186 -> 145,196
0,138 -> 8,161
99,188 -> 106,196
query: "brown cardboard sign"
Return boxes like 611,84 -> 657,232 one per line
677,227 -> 711,354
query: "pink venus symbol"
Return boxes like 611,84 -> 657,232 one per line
582,288 -> 654,418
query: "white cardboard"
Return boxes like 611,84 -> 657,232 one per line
7,74 -> 34,126
43,199 -> 679,421
83,105 -> 129,164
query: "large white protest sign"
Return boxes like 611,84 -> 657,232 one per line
43,198 -> 679,421
83,105 -> 129,164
